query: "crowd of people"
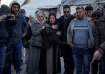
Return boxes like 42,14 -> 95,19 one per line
1,1 -> 105,74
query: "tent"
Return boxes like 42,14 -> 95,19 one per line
61,0 -> 97,6
96,0 -> 105,4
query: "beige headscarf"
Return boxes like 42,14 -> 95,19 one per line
35,10 -> 45,25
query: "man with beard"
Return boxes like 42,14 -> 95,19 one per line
67,7 -> 94,74
58,5 -> 74,74
4,2 -> 27,74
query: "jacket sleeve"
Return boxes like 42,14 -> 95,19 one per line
23,25 -> 32,40
95,20 -> 105,54
58,17 -> 62,33
88,20 -> 95,48
67,20 -> 73,45
94,21 -> 101,49
22,19 -> 28,34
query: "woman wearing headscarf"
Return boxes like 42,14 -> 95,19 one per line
27,10 -> 48,74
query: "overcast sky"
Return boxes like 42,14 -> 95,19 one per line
22,0 -> 62,16
1,0 -> 61,16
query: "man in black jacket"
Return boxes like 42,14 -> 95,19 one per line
58,5 -> 74,74
0,5 -> 10,74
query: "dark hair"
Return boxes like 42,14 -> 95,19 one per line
19,9 -> 26,15
0,4 -> 10,15
76,7 -> 84,11
85,5 -> 93,11
48,13 -> 57,25
20,9 -> 25,13
63,5 -> 70,10
92,10 -> 103,18
10,2 -> 20,14
11,2 -> 20,9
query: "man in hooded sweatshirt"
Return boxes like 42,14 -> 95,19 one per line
3,2 -> 27,74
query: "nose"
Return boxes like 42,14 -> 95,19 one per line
15,7 -> 19,10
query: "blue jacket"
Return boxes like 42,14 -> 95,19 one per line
8,14 -> 28,45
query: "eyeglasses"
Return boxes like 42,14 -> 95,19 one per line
64,11 -> 69,13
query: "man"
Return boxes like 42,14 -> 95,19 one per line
58,5 -> 74,74
93,5 -> 105,74
0,5 -> 10,74
85,5 -> 99,74
4,2 -> 27,74
85,5 -> 93,18
67,7 -> 94,74
19,9 -> 30,64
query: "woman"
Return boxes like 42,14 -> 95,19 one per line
27,10 -> 48,74
46,13 -> 61,74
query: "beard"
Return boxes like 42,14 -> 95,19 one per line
11,10 -> 19,15
77,16 -> 84,20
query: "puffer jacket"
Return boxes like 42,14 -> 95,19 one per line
30,20 -> 48,48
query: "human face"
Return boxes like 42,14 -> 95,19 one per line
86,10 -> 93,17
76,8 -> 85,19
63,8 -> 70,16
37,15 -> 44,22
50,15 -> 56,24
11,5 -> 20,15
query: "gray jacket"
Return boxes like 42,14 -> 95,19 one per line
67,18 -> 94,48
30,20 -> 48,47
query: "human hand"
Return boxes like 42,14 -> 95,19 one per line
0,15 -> 7,21
92,50 -> 103,62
